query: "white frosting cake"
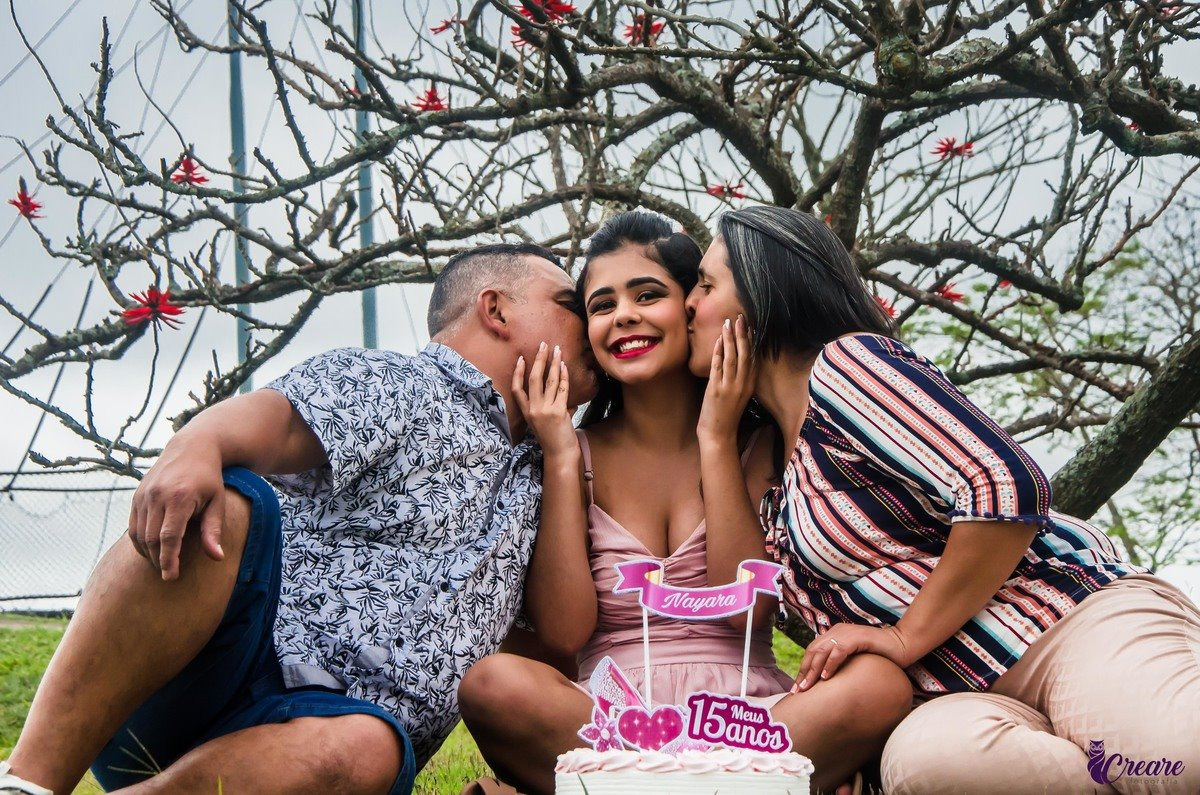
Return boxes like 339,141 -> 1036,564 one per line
554,747 -> 814,794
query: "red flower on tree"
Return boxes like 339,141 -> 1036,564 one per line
412,85 -> 448,112
8,182 -> 43,219
517,0 -> 576,21
934,282 -> 965,302
624,14 -> 665,44
171,156 -> 208,186
998,279 -> 1013,289
706,182 -> 747,200
931,137 -> 975,160
123,288 -> 185,329
875,295 -> 897,318
430,18 -> 462,34
512,0 -> 576,45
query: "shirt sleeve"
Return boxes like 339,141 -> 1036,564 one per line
810,334 -> 1053,530
264,347 -> 411,496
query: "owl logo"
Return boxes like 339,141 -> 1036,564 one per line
1087,739 -> 1110,785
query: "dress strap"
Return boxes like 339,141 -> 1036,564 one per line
740,426 -> 766,467
575,429 -> 595,505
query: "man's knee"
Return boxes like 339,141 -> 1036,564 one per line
215,486 -> 253,558
171,484 -> 254,577
297,714 -> 402,794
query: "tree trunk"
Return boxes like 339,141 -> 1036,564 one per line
1051,329 -> 1200,519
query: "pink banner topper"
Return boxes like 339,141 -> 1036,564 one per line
613,559 -> 784,620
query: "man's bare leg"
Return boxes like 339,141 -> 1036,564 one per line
6,489 -> 252,795
113,714 -> 402,795
458,654 -> 593,795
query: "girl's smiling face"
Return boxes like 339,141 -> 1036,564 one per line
686,237 -> 748,377
582,245 -> 692,384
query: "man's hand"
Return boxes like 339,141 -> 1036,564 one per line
126,389 -> 327,581
129,430 -> 228,580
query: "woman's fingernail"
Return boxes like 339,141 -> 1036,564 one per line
821,670 -> 829,680
724,318 -> 731,329
789,683 -> 799,694
539,341 -> 547,351
517,355 -> 524,365
553,344 -> 560,356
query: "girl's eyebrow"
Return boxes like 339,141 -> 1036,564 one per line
586,276 -> 669,304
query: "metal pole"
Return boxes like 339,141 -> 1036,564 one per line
229,2 -> 252,390
353,0 -> 377,349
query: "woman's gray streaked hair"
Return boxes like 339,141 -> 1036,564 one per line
716,206 -> 893,359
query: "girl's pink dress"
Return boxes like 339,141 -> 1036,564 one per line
574,429 -> 794,706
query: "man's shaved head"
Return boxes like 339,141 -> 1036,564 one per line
426,243 -> 563,337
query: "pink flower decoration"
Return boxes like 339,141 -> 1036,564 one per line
578,706 -> 622,752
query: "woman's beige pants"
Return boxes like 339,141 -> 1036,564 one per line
881,575 -> 1200,794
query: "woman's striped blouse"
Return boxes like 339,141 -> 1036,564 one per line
760,333 -> 1142,695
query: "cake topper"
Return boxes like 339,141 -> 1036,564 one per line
576,558 -> 794,756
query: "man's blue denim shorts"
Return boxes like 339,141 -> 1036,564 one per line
90,467 -> 416,794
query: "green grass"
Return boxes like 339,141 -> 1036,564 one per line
1,616 -> 805,794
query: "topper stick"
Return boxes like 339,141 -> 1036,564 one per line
739,568 -> 757,698
641,604 -> 652,706
739,604 -> 753,699
639,567 -> 662,707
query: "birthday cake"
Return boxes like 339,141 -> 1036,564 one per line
553,560 -> 815,794
555,747 -> 814,794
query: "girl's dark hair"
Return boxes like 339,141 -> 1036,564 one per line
576,211 -> 702,426
717,206 -> 894,360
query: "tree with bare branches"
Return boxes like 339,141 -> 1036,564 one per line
2,0 -> 1198,572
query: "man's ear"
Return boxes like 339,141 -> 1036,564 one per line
475,288 -> 511,340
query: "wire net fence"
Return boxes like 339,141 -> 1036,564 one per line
0,469 -> 136,612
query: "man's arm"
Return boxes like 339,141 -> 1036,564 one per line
129,389 -> 327,580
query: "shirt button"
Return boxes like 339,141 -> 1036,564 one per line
440,581 -> 450,592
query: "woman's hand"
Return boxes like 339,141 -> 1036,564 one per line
698,315 -> 756,443
512,341 -> 579,459
792,623 -> 912,692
